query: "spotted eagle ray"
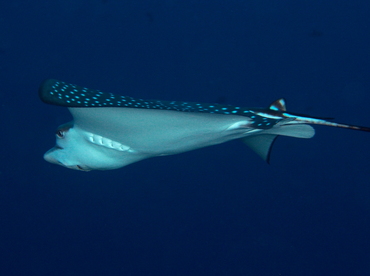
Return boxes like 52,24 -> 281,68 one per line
39,79 -> 370,171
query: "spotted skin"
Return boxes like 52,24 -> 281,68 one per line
39,79 -> 370,133
39,79 -> 281,129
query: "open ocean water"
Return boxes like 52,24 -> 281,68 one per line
0,0 -> 370,275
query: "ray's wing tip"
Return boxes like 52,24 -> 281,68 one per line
38,79 -> 63,105
38,79 -> 54,101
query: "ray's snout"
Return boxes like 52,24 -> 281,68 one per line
43,147 -> 60,164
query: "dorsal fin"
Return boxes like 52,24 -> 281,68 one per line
269,98 -> 286,112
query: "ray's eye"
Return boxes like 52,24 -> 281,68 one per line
56,130 -> 64,138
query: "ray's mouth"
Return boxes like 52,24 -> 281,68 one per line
76,165 -> 91,172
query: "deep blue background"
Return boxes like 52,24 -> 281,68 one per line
1,1 -> 370,275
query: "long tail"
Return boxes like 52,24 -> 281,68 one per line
256,98 -> 370,132
280,112 -> 370,132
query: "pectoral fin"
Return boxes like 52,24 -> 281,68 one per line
242,135 -> 278,163
242,124 -> 315,162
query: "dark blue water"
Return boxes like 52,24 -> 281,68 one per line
1,1 -> 370,275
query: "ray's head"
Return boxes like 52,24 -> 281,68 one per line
43,122 -> 93,171
44,121 -> 130,171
